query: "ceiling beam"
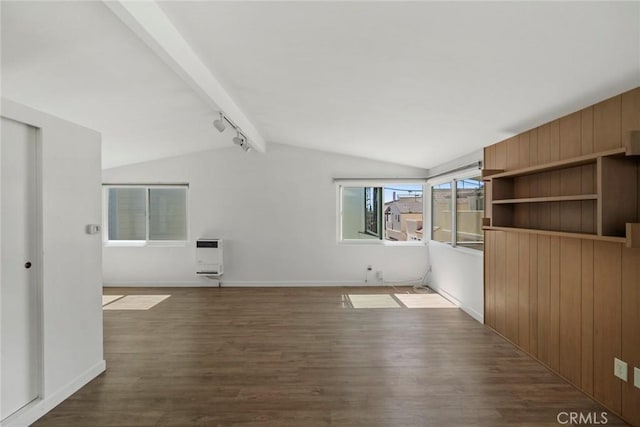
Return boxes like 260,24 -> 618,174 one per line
104,0 -> 266,152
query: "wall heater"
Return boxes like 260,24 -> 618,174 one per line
196,239 -> 223,278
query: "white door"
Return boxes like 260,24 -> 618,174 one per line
1,117 -> 39,421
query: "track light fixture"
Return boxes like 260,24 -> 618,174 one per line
232,128 -> 245,146
213,112 -> 226,132
213,111 -> 253,153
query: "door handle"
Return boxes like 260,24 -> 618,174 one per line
25,262 -> 32,269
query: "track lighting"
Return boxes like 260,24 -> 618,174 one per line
232,129 -> 245,146
213,111 -> 253,153
213,112 -> 226,132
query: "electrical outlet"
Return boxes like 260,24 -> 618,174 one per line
614,358 -> 628,382
376,271 -> 383,281
634,367 -> 640,389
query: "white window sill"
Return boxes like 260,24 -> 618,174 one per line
428,240 -> 483,255
104,240 -> 188,248
338,240 -> 426,247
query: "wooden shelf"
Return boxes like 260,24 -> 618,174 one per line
482,226 -> 626,244
484,147 -> 625,179
492,194 -> 598,204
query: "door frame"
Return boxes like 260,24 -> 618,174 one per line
0,115 -> 45,423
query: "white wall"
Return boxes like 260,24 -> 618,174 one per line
427,243 -> 484,322
103,143 -> 429,286
1,99 -> 104,426
426,149 -> 485,323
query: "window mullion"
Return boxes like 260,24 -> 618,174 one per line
146,187 -> 150,242
451,180 -> 457,247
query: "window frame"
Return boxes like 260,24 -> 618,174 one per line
102,184 -> 189,247
336,180 -> 427,246
428,168 -> 484,253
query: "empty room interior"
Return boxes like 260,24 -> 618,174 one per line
1,1 -> 640,426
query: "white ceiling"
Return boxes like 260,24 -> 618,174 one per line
2,1 -> 639,170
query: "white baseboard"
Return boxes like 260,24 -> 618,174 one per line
428,285 -> 484,323
103,280 -> 395,287
103,280 -> 214,287
2,360 -> 106,427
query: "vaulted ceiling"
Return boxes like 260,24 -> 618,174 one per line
2,1 -> 639,169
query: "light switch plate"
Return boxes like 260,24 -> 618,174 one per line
634,367 -> 640,389
614,358 -> 628,382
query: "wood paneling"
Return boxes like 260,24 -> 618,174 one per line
621,88 -> 640,149
484,231 -> 495,328
505,232 -> 519,343
581,240 -> 594,395
494,231 -> 507,334
484,88 -> 640,426
622,247 -> 640,426
581,107 -> 594,155
559,237 -> 581,386
549,236 -> 561,372
506,136 -> 520,171
529,128 -> 539,166
550,120 -> 561,162
594,96 -> 622,151
560,113 -> 581,160
600,156 -> 639,237
518,132 -> 531,168
495,140 -> 507,170
593,241 -> 622,413
529,235 -> 538,358
537,235 -> 550,365
517,234 -> 530,352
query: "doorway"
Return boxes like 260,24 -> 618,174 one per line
1,117 -> 40,422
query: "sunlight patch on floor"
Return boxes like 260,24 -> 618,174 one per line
102,295 -> 124,306
348,294 -> 400,309
103,295 -> 170,310
394,293 -> 456,308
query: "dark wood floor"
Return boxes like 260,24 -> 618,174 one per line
35,287 -> 626,426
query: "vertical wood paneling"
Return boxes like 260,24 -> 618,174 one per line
494,231 -> 507,335
529,235 -> 538,358
559,113 -> 583,234
581,107 -> 594,155
529,128 -> 539,166
484,231 -> 495,328
581,164 -> 596,234
549,120 -> 560,161
537,125 -> 551,230
505,233 -> 519,343
506,136 -> 520,171
581,240 -> 594,395
483,89 -> 639,426
538,124 -> 551,164
559,237 -> 582,386
537,235 -> 550,365
529,130 -> 540,228
549,236 -> 561,372
518,234 -> 530,352
621,246 -> 640,426
621,87 -> 640,149
593,241 -> 622,413
560,112 -> 582,160
594,96 -> 622,151
495,141 -> 507,171
518,133 -> 530,168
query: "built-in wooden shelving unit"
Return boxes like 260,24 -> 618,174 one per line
482,135 -> 640,248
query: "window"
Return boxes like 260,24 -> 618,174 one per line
430,173 -> 484,251
105,185 -> 188,243
339,183 -> 424,243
